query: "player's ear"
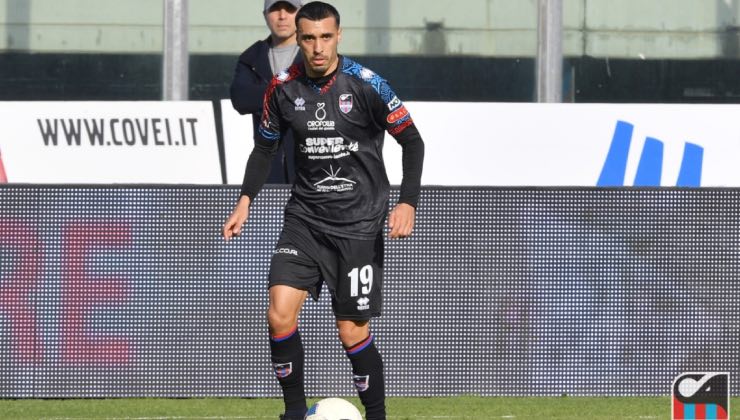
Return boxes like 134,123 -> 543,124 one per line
337,27 -> 342,43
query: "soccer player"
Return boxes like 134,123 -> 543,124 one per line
221,2 -> 424,419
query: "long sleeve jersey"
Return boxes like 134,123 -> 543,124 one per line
241,56 -> 424,239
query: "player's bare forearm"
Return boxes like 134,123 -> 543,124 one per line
388,202 -> 415,239
222,195 -> 251,241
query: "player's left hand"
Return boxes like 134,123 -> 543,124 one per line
388,203 -> 416,239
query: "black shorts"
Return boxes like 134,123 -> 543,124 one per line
268,216 -> 384,320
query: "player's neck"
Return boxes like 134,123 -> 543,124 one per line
270,34 -> 297,49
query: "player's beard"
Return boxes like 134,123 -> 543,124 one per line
308,54 -> 337,77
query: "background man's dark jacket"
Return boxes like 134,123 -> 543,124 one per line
230,38 -> 300,184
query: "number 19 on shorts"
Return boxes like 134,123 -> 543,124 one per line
348,265 -> 373,297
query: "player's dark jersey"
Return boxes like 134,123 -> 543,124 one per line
258,56 -> 415,239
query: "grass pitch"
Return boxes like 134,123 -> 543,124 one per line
0,396 -> 737,419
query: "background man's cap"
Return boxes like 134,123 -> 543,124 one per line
264,0 -> 302,12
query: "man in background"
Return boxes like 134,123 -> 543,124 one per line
229,0 -> 302,183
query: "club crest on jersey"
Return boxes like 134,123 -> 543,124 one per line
353,375 -> 370,392
339,94 -> 353,114
294,97 -> 306,111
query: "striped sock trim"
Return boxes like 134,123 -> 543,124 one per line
271,325 -> 298,342
346,335 -> 373,355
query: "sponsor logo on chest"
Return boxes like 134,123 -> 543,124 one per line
314,165 -> 356,192
307,102 -> 335,131
300,137 -> 359,160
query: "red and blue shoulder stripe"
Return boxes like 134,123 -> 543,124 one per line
259,63 -> 304,140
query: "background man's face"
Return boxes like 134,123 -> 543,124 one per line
264,2 -> 299,41
296,16 -> 341,78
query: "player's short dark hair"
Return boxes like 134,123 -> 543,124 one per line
295,1 -> 340,28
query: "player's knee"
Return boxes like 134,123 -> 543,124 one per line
337,320 -> 369,347
267,306 -> 298,335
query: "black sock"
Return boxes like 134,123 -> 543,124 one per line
270,326 -> 306,417
345,335 -> 386,420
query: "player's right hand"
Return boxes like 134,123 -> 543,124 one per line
222,195 -> 251,241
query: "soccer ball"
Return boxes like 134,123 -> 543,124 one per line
304,398 -> 363,420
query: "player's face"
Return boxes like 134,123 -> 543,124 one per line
296,16 -> 342,78
264,2 -> 299,45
